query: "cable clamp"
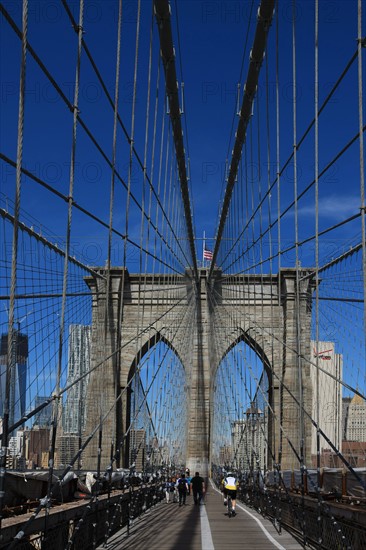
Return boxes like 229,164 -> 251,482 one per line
73,24 -> 84,34
249,50 -> 264,71
257,5 -> 274,29
40,496 -> 51,508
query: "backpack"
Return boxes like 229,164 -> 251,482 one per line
178,478 -> 187,492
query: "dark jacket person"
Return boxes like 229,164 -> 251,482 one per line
190,472 -> 205,504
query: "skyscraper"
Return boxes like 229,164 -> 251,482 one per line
231,405 -> 266,471
129,429 -> 146,470
63,324 -> 91,434
33,395 -> 53,427
310,341 -> 343,457
345,394 -> 366,442
342,396 -> 352,440
0,332 -> 28,429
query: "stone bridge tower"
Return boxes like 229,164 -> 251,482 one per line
83,267 -> 315,475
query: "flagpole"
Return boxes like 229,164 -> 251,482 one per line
203,230 -> 205,267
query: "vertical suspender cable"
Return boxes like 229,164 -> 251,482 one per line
145,59 -> 161,274
275,1 -> 284,492
38,0 -> 84,540
141,48 -> 161,464
110,0 -> 124,467
264,27 -> 275,488
135,6 -> 155,471
123,0 -> 141,272
152,96 -> 166,274
265,54 -> 273,275
358,0 -> 366,361
50,2 -> 84,538
0,0 -> 28,529
154,0 -> 198,280
106,0 -> 123,290
56,0 -> 84,409
124,0 -> 141,464
209,0 -> 275,279
106,0 -> 122,473
292,0 -> 306,541
314,1 -> 322,545
138,3 -> 154,326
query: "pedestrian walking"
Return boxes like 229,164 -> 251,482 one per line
190,471 -> 205,505
176,473 -> 189,506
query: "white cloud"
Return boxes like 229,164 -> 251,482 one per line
298,195 -> 360,220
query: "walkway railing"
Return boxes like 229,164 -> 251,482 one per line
1,481 -> 164,549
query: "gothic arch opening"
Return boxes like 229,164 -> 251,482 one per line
124,332 -> 187,473
212,335 -> 271,475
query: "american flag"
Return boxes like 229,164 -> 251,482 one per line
203,248 -> 213,261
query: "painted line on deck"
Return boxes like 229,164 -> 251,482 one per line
200,502 -> 215,549
209,479 -> 286,550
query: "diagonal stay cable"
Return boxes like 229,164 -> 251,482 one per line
0,4 -> 190,273
235,345 -> 353,543
4,286 -> 192,436
60,0 -> 193,272
9,298 -> 196,550
0,0 -> 29,531
209,0 -> 275,280
220,123 -> 366,275
124,297 -> 195,441
0,208 -> 104,279
218,45 -> 362,272
154,0 -> 198,281
208,284 -> 366,496
208,281 -> 366,403
220,211 -> 362,279
0,157 -> 187,275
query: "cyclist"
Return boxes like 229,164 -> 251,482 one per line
222,471 -> 239,516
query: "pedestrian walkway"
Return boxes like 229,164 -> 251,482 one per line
99,481 -> 304,549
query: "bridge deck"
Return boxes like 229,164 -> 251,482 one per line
100,481 -> 304,550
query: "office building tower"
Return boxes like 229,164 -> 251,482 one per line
26,426 -> 51,468
0,332 -> 28,429
219,444 -> 233,467
232,405 -> 266,471
129,429 -> 146,471
57,434 -> 80,468
345,394 -> 366,442
63,325 -> 91,434
33,395 -> 53,427
310,341 -> 343,456
8,429 -> 24,457
342,396 -> 352,440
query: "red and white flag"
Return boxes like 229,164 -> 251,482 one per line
203,248 -> 213,261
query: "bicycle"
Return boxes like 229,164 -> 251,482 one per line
224,492 -> 236,518
228,494 -> 233,517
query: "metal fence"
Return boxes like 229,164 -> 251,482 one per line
1,483 -> 164,549
239,485 -> 366,550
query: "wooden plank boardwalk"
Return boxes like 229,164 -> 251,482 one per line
99,481 -> 304,550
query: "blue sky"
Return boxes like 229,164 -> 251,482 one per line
1,0 -> 365,422
1,0 -> 364,263
174,0 -> 363,249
